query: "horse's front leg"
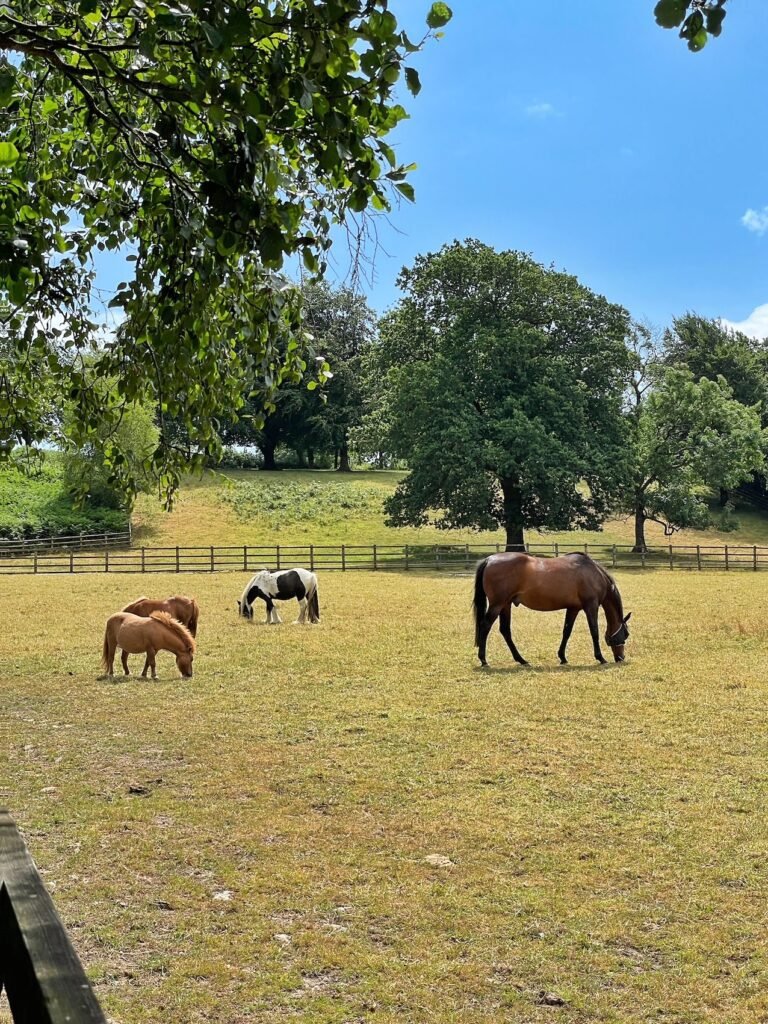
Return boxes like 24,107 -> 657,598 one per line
584,603 -> 607,664
296,598 -> 307,624
499,606 -> 529,665
121,649 -> 131,676
558,608 -> 580,665
141,647 -> 157,678
269,601 -> 283,624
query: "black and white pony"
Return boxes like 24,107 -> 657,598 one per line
237,568 -> 320,624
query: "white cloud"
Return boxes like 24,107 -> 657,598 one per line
741,207 -> 768,235
719,304 -> 768,340
524,101 -> 559,118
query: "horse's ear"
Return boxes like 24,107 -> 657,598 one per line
236,600 -> 241,611
623,612 -> 631,623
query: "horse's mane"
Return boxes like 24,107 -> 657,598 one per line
149,610 -> 196,652
123,596 -> 151,612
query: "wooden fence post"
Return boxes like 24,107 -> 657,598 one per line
105,549 -> 109,572
754,545 -> 758,571
405,544 -> 409,570
210,545 -> 215,572
641,547 -> 645,569
310,544 -> 314,571
243,545 -> 248,571
175,545 -> 180,572
69,550 -> 74,573
725,545 -> 729,571
696,545 -> 701,570
373,544 -> 378,571
341,544 -> 346,571
668,543 -> 673,570
276,545 -> 281,570
612,544 -> 617,568
141,547 -> 146,572
554,542 -> 559,557
465,543 -> 469,569
33,552 -> 37,574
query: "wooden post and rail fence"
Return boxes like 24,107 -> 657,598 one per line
0,538 -> 767,574
0,809 -> 107,1022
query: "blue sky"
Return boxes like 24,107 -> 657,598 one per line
96,2 -> 768,337
323,0 -> 768,336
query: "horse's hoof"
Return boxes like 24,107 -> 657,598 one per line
559,657 -> 567,665
597,658 -> 608,665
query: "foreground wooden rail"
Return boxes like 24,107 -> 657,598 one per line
0,810 -> 107,1023
1,539 -> 768,574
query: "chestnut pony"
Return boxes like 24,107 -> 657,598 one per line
122,595 -> 199,637
473,552 -> 631,667
101,611 -> 196,679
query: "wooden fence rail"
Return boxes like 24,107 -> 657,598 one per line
0,810 -> 107,1022
0,528 -> 131,558
2,541 -> 768,575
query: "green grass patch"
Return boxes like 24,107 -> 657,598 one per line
2,571 -> 768,1022
221,478 -> 384,529
0,459 -> 127,539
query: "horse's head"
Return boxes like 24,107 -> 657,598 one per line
176,650 -> 194,678
236,598 -> 253,619
606,612 -> 631,662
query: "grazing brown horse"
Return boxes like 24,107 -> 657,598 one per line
101,611 -> 196,679
473,552 -> 631,667
122,595 -> 199,637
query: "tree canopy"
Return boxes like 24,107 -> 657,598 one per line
654,0 -> 727,51
0,0 -> 451,499
379,240 -> 635,549
625,351 -> 765,550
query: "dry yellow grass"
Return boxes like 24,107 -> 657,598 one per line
2,569 -> 768,1023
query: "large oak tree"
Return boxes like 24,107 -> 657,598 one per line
379,240 -> 635,550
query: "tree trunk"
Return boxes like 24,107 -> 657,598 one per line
336,435 -> 351,473
333,448 -> 339,470
260,438 -> 278,471
632,503 -> 647,552
719,486 -> 730,507
500,478 -> 525,551
307,448 -> 315,469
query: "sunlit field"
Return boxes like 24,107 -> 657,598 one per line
2,569 -> 768,1023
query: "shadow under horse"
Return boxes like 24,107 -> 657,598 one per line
472,552 -> 631,667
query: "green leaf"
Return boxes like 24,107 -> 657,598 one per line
426,2 -> 452,29
654,0 -> 687,29
0,141 -> 20,167
395,181 -> 415,202
688,28 -> 708,51
405,67 -> 421,96
706,6 -> 726,37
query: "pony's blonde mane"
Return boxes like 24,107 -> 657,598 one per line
149,610 -> 196,652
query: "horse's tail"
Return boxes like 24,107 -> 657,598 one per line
473,558 -> 489,647
308,576 -> 320,623
101,619 -> 113,670
187,598 -> 199,637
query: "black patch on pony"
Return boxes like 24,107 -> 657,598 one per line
273,570 -> 306,601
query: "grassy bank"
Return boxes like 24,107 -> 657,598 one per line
132,468 -> 768,550
2,571 -> 767,1022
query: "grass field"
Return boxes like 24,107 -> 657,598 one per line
2,569 -> 768,1023
131,469 -> 768,550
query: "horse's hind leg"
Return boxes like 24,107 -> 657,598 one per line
557,608 -> 579,665
477,606 -> 501,667
121,649 -> 131,676
499,607 -> 529,666
296,598 -> 307,624
584,602 -> 607,664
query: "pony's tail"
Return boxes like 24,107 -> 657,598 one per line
308,580 -> 320,623
101,624 -> 111,670
473,559 -> 489,647
188,599 -> 199,637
